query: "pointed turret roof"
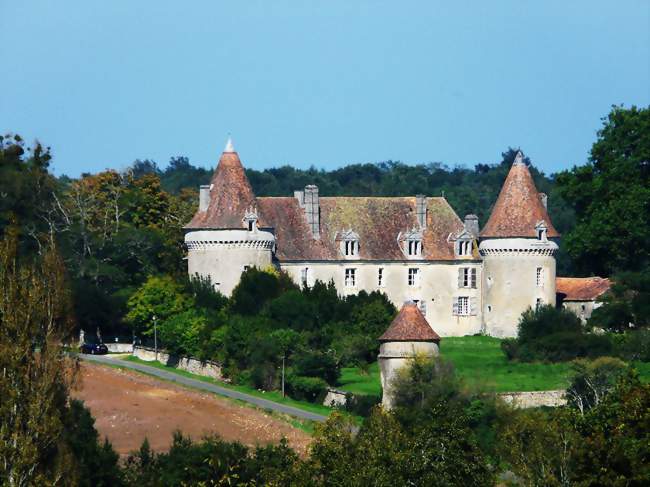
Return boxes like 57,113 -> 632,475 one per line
185,138 -> 256,229
480,152 -> 559,238
379,302 -> 441,342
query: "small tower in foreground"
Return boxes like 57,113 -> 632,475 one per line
378,302 -> 441,409
479,151 -> 559,337
184,138 -> 275,296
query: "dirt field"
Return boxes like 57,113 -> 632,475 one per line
72,363 -> 312,455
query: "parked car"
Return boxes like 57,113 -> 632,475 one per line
80,342 -> 108,355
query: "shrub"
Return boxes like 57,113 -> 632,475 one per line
293,349 -> 340,384
286,375 -> 328,402
505,305 -> 613,362
344,393 -> 381,416
617,329 -> 650,362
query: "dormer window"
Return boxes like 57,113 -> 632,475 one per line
535,221 -> 548,241
243,208 -> 258,232
337,229 -> 360,259
398,228 -> 423,258
457,240 -> 472,256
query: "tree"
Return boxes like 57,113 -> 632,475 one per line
556,105 -> 650,276
126,275 -> 193,336
566,357 -> 629,415
501,305 -> 613,362
0,229 -> 77,485
589,267 -> 650,332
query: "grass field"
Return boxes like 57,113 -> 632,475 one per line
338,335 -> 650,395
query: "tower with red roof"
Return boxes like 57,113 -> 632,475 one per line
378,302 -> 441,408
479,151 -> 559,337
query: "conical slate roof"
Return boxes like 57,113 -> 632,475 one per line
480,153 -> 559,238
379,302 -> 441,342
186,139 -> 256,229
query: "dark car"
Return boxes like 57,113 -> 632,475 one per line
80,342 -> 109,355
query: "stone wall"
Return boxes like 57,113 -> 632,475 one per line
105,342 -> 133,353
323,388 -> 348,407
498,390 -> 567,408
132,346 -> 224,381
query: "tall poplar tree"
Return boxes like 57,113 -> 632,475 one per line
0,228 -> 77,486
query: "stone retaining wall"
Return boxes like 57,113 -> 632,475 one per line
498,390 -> 567,408
132,346 -> 224,381
323,388 -> 348,407
105,342 -> 133,353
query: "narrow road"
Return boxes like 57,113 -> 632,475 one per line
80,354 -> 329,423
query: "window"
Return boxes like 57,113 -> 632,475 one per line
301,267 -> 309,287
408,268 -> 420,287
487,305 -> 492,313
458,240 -> 472,256
243,265 -> 250,272
377,268 -> 384,287
408,240 -> 421,256
344,240 -> 358,256
344,268 -> 356,287
455,296 -> 469,316
536,267 -> 544,287
248,220 -> 254,231
536,298 -> 543,310
459,267 -> 477,288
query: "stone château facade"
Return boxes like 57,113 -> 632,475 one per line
184,139 -> 599,338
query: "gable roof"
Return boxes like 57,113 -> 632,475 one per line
480,155 -> 559,238
185,149 -> 256,229
556,277 -> 611,301
256,196 -> 465,261
379,302 -> 441,342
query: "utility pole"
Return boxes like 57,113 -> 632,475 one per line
153,315 -> 158,362
281,354 -> 285,398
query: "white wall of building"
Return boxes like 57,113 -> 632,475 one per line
480,238 -> 558,337
185,229 -> 274,296
281,260 -> 483,337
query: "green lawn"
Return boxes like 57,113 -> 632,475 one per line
338,336 -> 650,395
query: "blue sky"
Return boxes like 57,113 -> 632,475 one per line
1,1 -> 648,177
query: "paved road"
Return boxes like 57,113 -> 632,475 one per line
80,354 -> 329,423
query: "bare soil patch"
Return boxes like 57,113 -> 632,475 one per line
72,363 -> 311,455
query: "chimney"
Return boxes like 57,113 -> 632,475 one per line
199,185 -> 210,212
416,195 -> 427,228
304,185 -> 320,239
464,214 -> 479,237
539,193 -> 548,210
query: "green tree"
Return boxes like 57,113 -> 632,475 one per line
126,275 -> 193,336
556,105 -> 650,276
0,230 -> 77,485
566,357 -> 629,415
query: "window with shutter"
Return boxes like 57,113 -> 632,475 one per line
452,299 -> 459,316
471,268 -> 477,289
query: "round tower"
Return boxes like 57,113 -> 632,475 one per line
184,138 -> 275,296
378,302 -> 441,409
479,152 -> 559,338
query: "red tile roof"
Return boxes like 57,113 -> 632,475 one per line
256,196 -> 465,261
480,161 -> 559,238
186,151 -> 469,261
379,302 -> 441,342
556,277 -> 611,301
185,150 -> 256,229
